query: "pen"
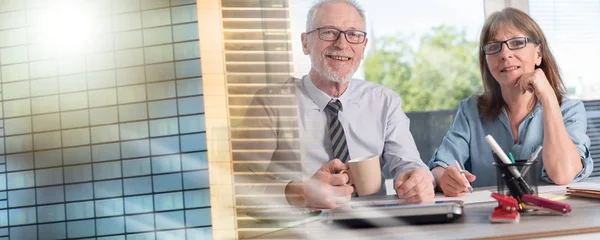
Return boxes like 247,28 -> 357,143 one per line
520,146 -> 543,176
508,152 -> 515,163
485,135 -> 521,178
454,160 -> 473,193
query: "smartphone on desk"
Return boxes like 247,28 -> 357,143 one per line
323,201 -> 463,228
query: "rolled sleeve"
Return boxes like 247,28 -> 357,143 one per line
428,100 -> 472,172
382,97 -> 429,181
542,100 -> 593,183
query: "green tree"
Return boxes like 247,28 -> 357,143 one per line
364,25 -> 482,112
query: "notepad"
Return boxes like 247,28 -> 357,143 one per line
567,184 -> 600,199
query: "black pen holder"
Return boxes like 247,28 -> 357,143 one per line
493,154 -> 539,206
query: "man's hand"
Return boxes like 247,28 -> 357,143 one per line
286,159 -> 354,209
395,168 -> 435,203
438,166 -> 476,197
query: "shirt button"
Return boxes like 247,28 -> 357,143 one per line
518,141 -> 523,145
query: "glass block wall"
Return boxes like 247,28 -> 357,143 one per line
0,0 -> 211,239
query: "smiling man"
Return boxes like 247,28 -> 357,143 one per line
242,0 -> 434,209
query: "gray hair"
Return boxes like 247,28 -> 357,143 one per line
305,0 -> 366,32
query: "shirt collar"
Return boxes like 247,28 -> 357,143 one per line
303,75 -> 353,112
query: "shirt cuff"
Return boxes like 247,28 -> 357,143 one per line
264,179 -> 295,207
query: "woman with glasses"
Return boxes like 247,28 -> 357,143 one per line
428,7 -> 593,196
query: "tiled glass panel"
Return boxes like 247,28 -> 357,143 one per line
2,81 -> 30,100
175,59 -> 202,79
114,30 -> 143,50
116,66 -> 145,86
30,60 -> 57,79
112,12 -> 141,32
186,209 -> 211,227
37,204 -> 65,223
116,48 -> 144,68
183,170 -> 209,189
148,100 -> 177,119
61,110 -> 90,129
95,198 -> 124,217
150,117 -> 178,137
176,78 -> 203,97
65,183 -> 94,201
90,106 -> 119,126
152,173 -> 182,193
152,154 -> 180,174
145,62 -> 174,82
143,26 -> 172,46
123,176 -> 152,195
66,201 -> 95,220
141,0 -> 170,10
32,113 -> 60,132
31,95 -> 58,119
125,213 -> 154,233
61,128 -> 91,147
181,152 -> 208,171
59,92 -> 88,111
3,98 -> 31,118
118,84 -> 147,104
89,88 -> 118,108
119,103 -> 148,122
172,5 -> 197,24
174,41 -> 200,60
36,185 -> 64,204
157,229 -> 185,240
173,23 -> 198,42
7,171 -> 34,189
6,152 -> 33,171
179,114 -> 205,134
147,81 -> 176,101
30,78 -> 59,97
58,74 -> 87,93
87,70 -> 116,90
144,44 -> 174,64
93,161 -> 122,180
121,139 -> 150,159
67,219 -> 95,238
35,131 -> 62,150
124,195 -> 153,214
38,222 -> 66,239
1,63 -> 29,82
181,133 -> 207,152
150,136 -> 179,155
154,192 -> 183,211
91,124 -> 120,144
35,168 -> 63,186
92,143 -> 121,162
34,149 -> 62,168
8,189 -> 35,207
64,164 -> 92,183
122,158 -> 151,177
8,207 -> 36,225
57,56 -> 86,75
97,216 -> 125,236
63,146 -> 92,165
119,121 -> 149,140
94,179 -> 123,198
10,225 -> 36,240
142,8 -> 171,28
5,134 -> 33,153
155,211 -> 184,230
184,189 -> 210,208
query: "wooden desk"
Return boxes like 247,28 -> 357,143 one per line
249,179 -> 600,239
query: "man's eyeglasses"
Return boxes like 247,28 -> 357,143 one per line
306,27 -> 367,44
482,37 -> 534,55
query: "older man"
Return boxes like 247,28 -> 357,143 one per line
243,0 -> 434,209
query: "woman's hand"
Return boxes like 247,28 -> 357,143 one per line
437,166 -> 476,197
516,68 -> 556,102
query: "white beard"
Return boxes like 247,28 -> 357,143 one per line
312,57 -> 357,83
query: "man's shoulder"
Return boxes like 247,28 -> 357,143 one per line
352,78 -> 401,100
249,77 -> 301,106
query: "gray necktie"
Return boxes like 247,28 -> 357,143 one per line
325,100 -> 350,163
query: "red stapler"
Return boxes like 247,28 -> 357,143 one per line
521,194 -> 571,214
490,192 -> 520,223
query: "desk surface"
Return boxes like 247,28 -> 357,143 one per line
249,179 -> 600,239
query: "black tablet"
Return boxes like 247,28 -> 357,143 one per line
323,201 -> 463,228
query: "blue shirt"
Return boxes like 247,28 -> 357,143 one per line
428,95 -> 593,187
